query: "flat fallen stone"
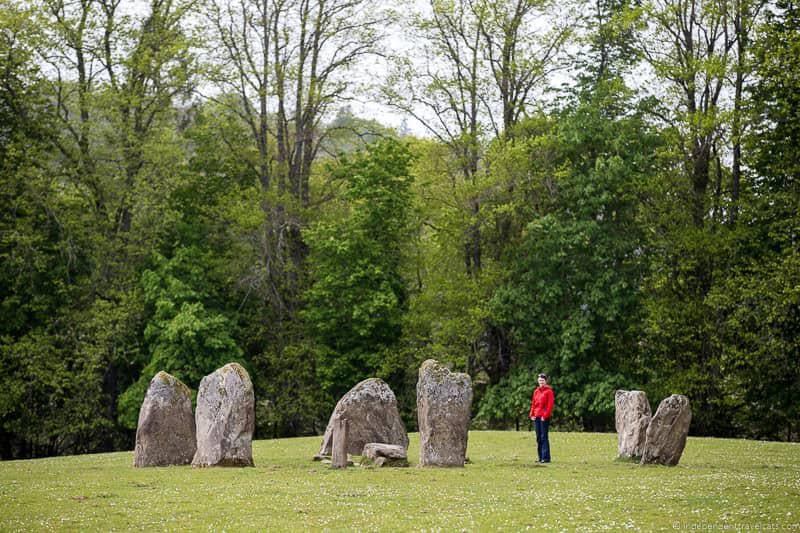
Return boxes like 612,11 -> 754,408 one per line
362,443 -> 408,467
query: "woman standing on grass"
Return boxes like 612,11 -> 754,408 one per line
530,373 -> 555,463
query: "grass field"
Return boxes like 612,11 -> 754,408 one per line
1,431 -> 798,531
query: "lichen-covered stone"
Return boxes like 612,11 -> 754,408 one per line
134,371 -> 196,467
361,443 -> 409,467
615,390 -> 651,460
641,394 -> 692,466
317,378 -> 408,458
416,359 -> 472,467
192,363 -> 255,467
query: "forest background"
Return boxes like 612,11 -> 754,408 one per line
1,0 -> 798,459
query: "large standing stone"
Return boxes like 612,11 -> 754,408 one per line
641,394 -> 692,466
615,390 -> 651,460
317,378 -> 408,458
134,372 -> 196,467
192,363 -> 255,467
417,359 -> 473,467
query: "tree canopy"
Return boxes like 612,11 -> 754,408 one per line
1,0 -> 798,458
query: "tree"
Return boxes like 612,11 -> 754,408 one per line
386,0 -> 571,149
575,0 -> 639,87
748,0 -> 800,222
709,255 -> 800,441
634,0 -> 754,435
0,0 -> 200,455
116,247 -> 243,429
383,0 -> 572,401
705,0 -> 800,441
638,0 -> 734,228
200,0 -> 386,324
487,82 -> 659,429
1,1 -> 87,458
303,139 -> 414,400
476,0 -> 571,134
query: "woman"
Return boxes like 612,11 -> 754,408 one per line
529,373 -> 554,463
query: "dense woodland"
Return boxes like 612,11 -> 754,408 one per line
1,0 -> 798,459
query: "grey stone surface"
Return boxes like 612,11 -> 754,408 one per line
331,417 -> 349,469
416,359 -> 473,467
615,390 -> 651,460
641,394 -> 692,466
362,443 -> 409,467
192,363 -> 255,467
317,378 -> 408,458
134,371 -> 196,467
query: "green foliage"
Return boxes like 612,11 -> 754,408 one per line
251,341 -> 330,438
304,139 -> 414,398
117,247 -> 242,429
474,368 -> 536,429
575,0 -> 641,87
708,254 -> 800,441
748,0 -> 800,247
5,0 -> 800,458
487,81 -> 658,429
637,229 -> 740,436
638,0 -> 800,439
698,0 -> 800,441
0,2 -> 46,166
400,137 -> 501,372
0,3 -> 124,457
0,329 -> 116,458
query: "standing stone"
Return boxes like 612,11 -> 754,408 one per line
134,372 -> 196,467
192,363 -> 255,467
331,418 -> 349,469
641,394 -> 692,466
615,390 -> 651,460
317,378 -> 408,458
417,359 -> 473,467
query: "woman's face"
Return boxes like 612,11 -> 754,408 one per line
538,376 -> 547,387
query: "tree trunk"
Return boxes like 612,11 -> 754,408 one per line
730,0 -> 746,226
691,139 -> 711,228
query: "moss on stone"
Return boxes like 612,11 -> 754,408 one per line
153,371 -> 192,399
220,362 -> 250,383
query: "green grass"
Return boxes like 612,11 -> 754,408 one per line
1,431 -> 798,531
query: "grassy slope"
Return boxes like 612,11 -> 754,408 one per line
1,431 -> 798,531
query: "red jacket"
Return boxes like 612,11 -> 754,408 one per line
530,385 -> 554,420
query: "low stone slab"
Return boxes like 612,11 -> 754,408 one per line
417,359 -> 472,467
317,378 -> 408,458
192,363 -> 255,467
362,443 -> 409,467
134,371 -> 196,467
641,394 -> 692,466
615,390 -> 651,460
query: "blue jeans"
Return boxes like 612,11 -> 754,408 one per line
534,418 -> 551,462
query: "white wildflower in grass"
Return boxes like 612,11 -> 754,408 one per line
2,432 -> 799,530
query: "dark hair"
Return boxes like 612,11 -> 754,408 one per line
538,373 -> 548,381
